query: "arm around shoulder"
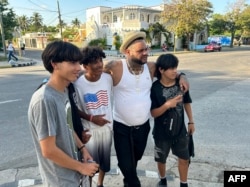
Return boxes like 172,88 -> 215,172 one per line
177,72 -> 189,93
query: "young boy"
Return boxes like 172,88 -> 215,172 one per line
74,46 -> 113,187
28,40 -> 99,187
150,54 -> 195,187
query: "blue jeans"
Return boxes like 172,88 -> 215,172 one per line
8,51 -> 18,61
113,120 -> 150,187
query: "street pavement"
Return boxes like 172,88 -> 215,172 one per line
1,46 -> 250,187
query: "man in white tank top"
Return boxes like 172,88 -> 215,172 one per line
103,31 -> 189,187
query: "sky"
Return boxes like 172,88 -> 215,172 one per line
7,0 -> 250,26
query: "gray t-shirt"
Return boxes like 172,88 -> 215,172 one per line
28,84 -> 83,187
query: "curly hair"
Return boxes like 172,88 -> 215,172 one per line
81,46 -> 106,65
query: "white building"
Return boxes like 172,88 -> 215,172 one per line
86,5 -> 162,48
86,4 -> 209,50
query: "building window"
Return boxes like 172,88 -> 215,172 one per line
140,14 -> 144,21
104,15 -> 110,23
154,15 -> 160,22
129,13 -> 135,20
113,15 -> 117,22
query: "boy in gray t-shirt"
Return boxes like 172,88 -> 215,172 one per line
28,41 -> 99,187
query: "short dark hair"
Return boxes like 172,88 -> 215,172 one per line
155,54 -> 179,80
42,40 -> 83,73
81,46 -> 106,65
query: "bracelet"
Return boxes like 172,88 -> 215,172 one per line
89,115 -> 93,122
78,144 -> 85,151
188,122 -> 194,125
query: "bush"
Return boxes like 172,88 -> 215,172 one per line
113,35 -> 121,50
88,38 -> 107,48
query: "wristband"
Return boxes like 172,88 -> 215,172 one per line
90,115 -> 93,122
188,122 -> 194,125
78,144 -> 85,151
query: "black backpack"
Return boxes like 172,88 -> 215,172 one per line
163,108 -> 183,138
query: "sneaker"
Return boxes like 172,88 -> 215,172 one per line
180,183 -> 188,187
157,180 -> 167,187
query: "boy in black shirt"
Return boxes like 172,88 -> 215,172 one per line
150,54 -> 195,187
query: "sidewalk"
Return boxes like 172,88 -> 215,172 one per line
0,155 -> 224,187
1,46 -> 250,187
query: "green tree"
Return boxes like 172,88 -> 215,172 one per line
62,28 -> 76,39
223,0 -> 247,47
237,4 -> 250,38
209,14 -> 227,35
140,28 -> 152,45
112,34 -> 121,50
161,0 -> 213,49
149,22 -> 169,46
30,12 -> 43,31
0,0 -> 18,42
44,25 -> 58,33
17,15 -> 30,33
72,18 -> 81,28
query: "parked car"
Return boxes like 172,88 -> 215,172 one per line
204,43 -> 222,52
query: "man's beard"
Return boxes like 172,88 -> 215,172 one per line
131,56 -> 147,65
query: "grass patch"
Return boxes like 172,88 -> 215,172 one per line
0,56 -> 7,61
0,55 -> 11,68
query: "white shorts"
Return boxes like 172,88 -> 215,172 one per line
85,125 -> 112,172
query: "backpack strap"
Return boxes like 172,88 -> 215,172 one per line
68,83 -> 84,141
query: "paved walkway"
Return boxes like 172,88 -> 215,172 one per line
1,154 -> 225,187
1,46 -> 250,187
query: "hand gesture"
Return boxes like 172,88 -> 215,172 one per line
165,95 -> 183,109
92,114 -> 111,126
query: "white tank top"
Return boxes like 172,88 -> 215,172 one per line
113,59 -> 152,126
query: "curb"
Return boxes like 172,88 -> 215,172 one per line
10,60 -> 37,68
0,60 -> 38,69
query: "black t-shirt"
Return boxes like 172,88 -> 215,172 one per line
150,79 -> 192,140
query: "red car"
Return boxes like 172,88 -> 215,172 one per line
204,43 -> 222,52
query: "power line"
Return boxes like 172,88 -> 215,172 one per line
28,0 -> 55,12
12,6 -> 57,13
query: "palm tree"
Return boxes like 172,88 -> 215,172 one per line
18,15 -> 30,32
140,28 -> 152,46
30,12 -> 43,31
149,22 -> 170,45
57,19 -> 67,29
72,18 -> 81,28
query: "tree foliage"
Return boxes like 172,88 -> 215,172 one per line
223,0 -> 248,47
238,4 -> 250,37
30,12 -> 43,31
0,0 -> 18,41
72,18 -> 81,28
18,15 -> 30,33
161,0 -> 213,48
209,14 -> 227,35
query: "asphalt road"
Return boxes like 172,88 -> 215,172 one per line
0,48 -> 250,173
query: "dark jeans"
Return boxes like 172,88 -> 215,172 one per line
113,120 -> 150,187
8,51 -> 18,61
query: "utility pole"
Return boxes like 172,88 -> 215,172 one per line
0,1 -> 6,57
57,0 -> 63,39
